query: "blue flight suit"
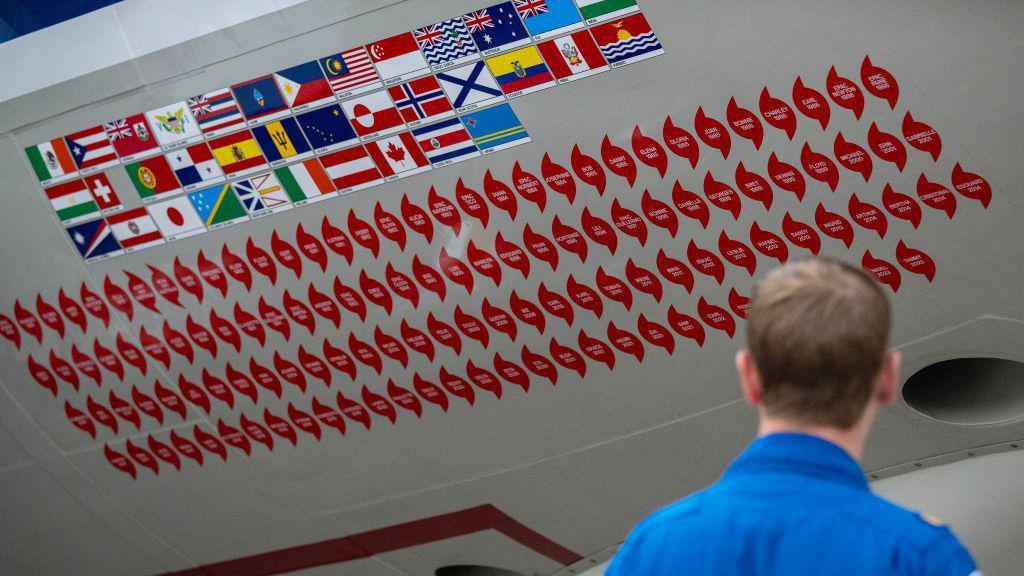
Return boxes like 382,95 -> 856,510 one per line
607,433 -> 979,575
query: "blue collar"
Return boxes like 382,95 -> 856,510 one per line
723,433 -> 869,491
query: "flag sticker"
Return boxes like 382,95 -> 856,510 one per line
65,218 -> 123,261
274,159 -> 336,205
84,172 -> 123,214
366,32 -> 431,85
485,45 -> 556,97
231,75 -> 289,124
207,129 -> 267,178
366,132 -> 432,181
463,3 -> 531,56
104,114 -> 161,162
145,101 -> 204,149
188,183 -> 249,230
516,0 -> 584,40
294,104 -> 359,154
233,172 -> 294,216
148,195 -> 206,241
318,48 -> 382,99
165,143 -> 224,191
436,61 -> 505,112
341,90 -> 406,141
45,179 -> 99,225
537,30 -> 608,82
252,117 -> 313,166
574,0 -> 639,23
318,146 -> 383,193
25,138 -> 77,184
590,12 -> 664,67
274,60 -> 335,111
125,155 -> 183,201
461,103 -> 531,153
107,207 -> 164,252
412,117 -> 481,167
188,88 -> 246,137
414,18 -> 480,71
64,126 -> 119,173
387,76 -> 455,127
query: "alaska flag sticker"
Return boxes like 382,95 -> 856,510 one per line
231,75 -> 289,123
295,104 -> 360,153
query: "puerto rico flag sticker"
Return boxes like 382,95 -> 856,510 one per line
590,12 -> 664,68
537,30 -> 609,83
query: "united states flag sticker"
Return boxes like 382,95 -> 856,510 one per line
187,88 -> 246,138
537,30 -> 609,83
107,207 -> 164,252
318,146 -> 384,194
366,132 -> 431,181
412,117 -> 481,167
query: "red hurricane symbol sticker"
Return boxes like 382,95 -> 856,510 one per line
631,125 -> 668,177
466,359 -> 502,398
698,297 -> 736,338
362,386 -> 397,423
667,306 -> 706,347
656,249 -> 695,293
455,178 -> 489,227
264,408 -> 298,446
411,256 -> 447,302
347,210 -> 381,257
758,87 -> 797,139
348,333 -> 383,375
388,379 -> 423,416
467,240 -> 503,286
792,76 -> 830,130
718,231 -> 758,276
595,266 -> 633,310
493,353 -> 530,393
0,314 -> 21,349
401,319 -> 435,361
728,288 -> 751,320
287,402 -> 321,440
541,153 -> 576,203
194,424 -> 227,460
482,298 -> 517,341
273,352 -> 307,392
202,368 -> 235,408
600,135 -> 637,186
373,327 -> 409,368
58,288 -> 88,332
258,296 -> 291,340
523,224 -> 559,270
814,203 -> 855,248
826,66 -> 865,119
861,55 -> 899,109
197,250 -> 228,298
105,444 -> 136,479
322,339 -> 357,381
221,244 -> 253,291
427,312 -> 462,355
607,322 -> 645,362
218,419 -> 252,455
147,435 -> 182,471
625,258 -> 663,302
882,183 -> 923,228
116,332 -> 147,375
210,308 -> 242,352
735,162 -> 773,211
80,282 -> 111,326
156,380 -> 187,419
428,186 -> 463,236
358,270 -> 394,315
538,282 -> 574,326
454,305 -> 490,348
147,265 -> 181,307
138,326 -> 170,369
580,207 -> 618,253
549,338 -> 586,378
170,431 -> 203,465
438,247 -> 475,293
439,367 -> 476,405
578,329 -> 615,370
687,240 -> 725,284
833,132 -> 873,182
109,390 -> 141,429
521,345 -> 558,386
867,122 -> 907,171
94,338 -> 125,380
28,354 -> 58,395
36,294 -> 65,337
413,373 -> 450,411
848,194 -> 888,238
297,345 -> 331,387
160,320 -> 192,364
552,215 -> 588,263
132,386 -> 163,424
71,344 -> 101,386
245,237 -> 278,284
87,395 -> 117,433
749,221 -> 789,264
483,170 -> 518,219
641,190 -> 679,237
65,401 -> 96,437
311,397 -> 346,436
386,263 -> 420,309
103,277 -> 133,321
270,231 -> 303,279
126,439 -> 159,475
250,357 -> 283,398
800,143 -> 840,192
124,272 -> 158,314
178,374 -> 211,414
916,174 -> 957,219
373,202 -> 407,251
951,164 -> 992,208
308,283 -> 342,328
726,97 -> 764,150
494,233 -> 531,279
703,172 -> 742,220
902,112 -> 942,161
333,277 -> 368,321
637,314 -> 675,354
895,240 -> 936,282
862,250 -> 902,292
49,350 -> 79,390
512,161 -> 547,211
672,181 -> 710,228
320,216 -> 354,265
400,194 -> 434,243
282,289 -> 316,334
610,199 -> 648,246
296,223 -> 328,272
694,106 -> 731,159
571,144 -> 606,195
662,116 -> 700,168
510,291 -> 545,334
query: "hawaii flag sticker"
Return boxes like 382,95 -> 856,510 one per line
145,101 -> 204,150
65,218 -> 123,261
188,88 -> 246,138
366,132 -> 431,181
342,91 -> 406,141
366,32 -> 431,85
319,145 -> 384,193
148,195 -> 207,241
537,30 -> 608,83
25,137 -> 78,184
591,12 -> 664,67
575,0 -> 639,24
275,158 -> 337,205
107,208 -> 164,252
486,45 -> 556,97
233,172 -> 294,216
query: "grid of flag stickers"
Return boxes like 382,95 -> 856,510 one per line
24,0 -> 664,263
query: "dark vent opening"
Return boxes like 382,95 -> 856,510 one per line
902,358 -> 1024,425
436,566 -> 530,576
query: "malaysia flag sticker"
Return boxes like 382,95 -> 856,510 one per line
366,32 -> 431,85
366,132 -> 431,181
537,30 -> 609,83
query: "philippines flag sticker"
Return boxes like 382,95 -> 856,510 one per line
536,30 -> 609,83
318,146 -> 384,194
365,132 -> 432,181
188,88 -> 246,138
590,12 -> 664,67
274,60 -> 335,112
414,18 -> 480,71
106,207 -> 164,252
412,117 -> 481,167
387,76 -> 455,127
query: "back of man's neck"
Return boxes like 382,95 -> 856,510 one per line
758,419 -> 868,462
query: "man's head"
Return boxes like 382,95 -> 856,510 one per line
736,257 -> 901,431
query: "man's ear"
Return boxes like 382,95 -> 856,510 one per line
736,350 -> 763,406
875,350 -> 902,406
